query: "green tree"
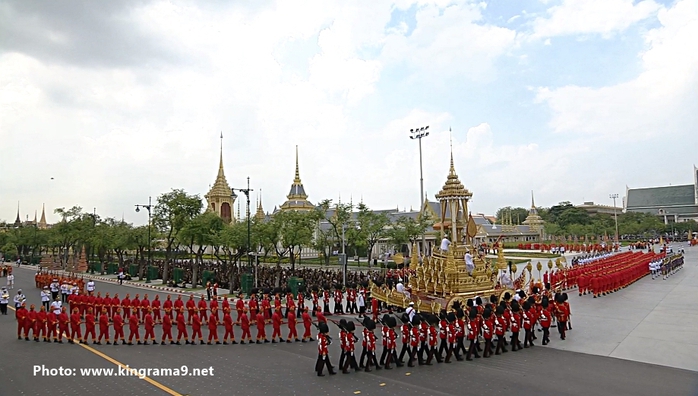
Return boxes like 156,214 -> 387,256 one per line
179,211 -> 225,287
277,210 -> 316,270
389,214 -> 430,253
153,189 -> 203,283
355,203 -> 390,261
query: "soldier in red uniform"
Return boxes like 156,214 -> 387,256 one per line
465,308 -> 481,360
255,311 -> 268,344
510,301 -> 522,351
522,301 -> 534,348
425,314 -> 441,364
364,317 -> 381,372
322,286 -> 331,314
540,297 -> 552,345
397,313 -> 411,364
127,310 -> 140,345
287,309 -> 299,342
110,293 -> 120,320
333,286 -> 343,314
437,311 -> 449,360
97,308 -> 110,345
186,295 -> 196,324
162,294 -> 173,323
262,289 -> 272,321
113,307 -> 125,345
379,314 -> 390,366
301,307 -> 313,342
121,293 -> 131,318
83,307 -> 97,344
315,322 -> 335,376
239,308 -> 252,344
69,307 -> 81,343
296,286 -> 305,317
172,295 -> 183,320
408,316 -> 422,366
271,307 -> 281,344
311,286 -> 319,316
345,284 -> 356,314
494,306 -> 508,355
221,297 -> 230,320
337,319 -> 348,369
175,308 -> 189,344
191,311 -> 204,344
197,295 -> 208,325
207,308 -> 220,345
341,321 -> 359,373
151,295 -> 162,323
222,308 -> 236,344
555,294 -> 570,340
249,289 -> 259,319
26,304 -> 38,341
235,293 -> 245,323
143,308 -> 156,344
16,303 -> 27,340
161,309 -> 174,345
481,308 -> 494,358
57,306 -> 69,343
131,294 -> 141,323
37,306 -> 48,342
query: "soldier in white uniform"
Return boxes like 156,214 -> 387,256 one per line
14,289 -> 26,309
50,296 -> 62,315
50,279 -> 60,301
60,281 -> 70,303
86,280 -> 96,296
6,273 -> 14,289
41,286 -> 51,311
0,287 -> 9,315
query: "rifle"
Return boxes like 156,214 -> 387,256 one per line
311,321 -> 332,344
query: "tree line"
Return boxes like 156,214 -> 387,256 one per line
0,189 -> 431,285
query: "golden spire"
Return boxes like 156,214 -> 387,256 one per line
436,132 -> 472,200
217,132 -> 225,180
280,145 -> 313,211
531,190 -> 536,209
39,203 -> 47,228
294,145 -> 301,184
33,210 -> 37,224
14,202 -> 20,226
255,189 -> 265,220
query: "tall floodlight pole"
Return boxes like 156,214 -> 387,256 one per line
410,126 -> 429,257
135,196 -> 152,283
609,193 -> 619,244
342,222 -> 346,286
233,177 -> 253,273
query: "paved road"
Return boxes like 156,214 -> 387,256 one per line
2,266 -> 697,396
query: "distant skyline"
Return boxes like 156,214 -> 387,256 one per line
1,0 -> 696,225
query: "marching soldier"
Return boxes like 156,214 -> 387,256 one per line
222,307 -> 236,344
301,307 -> 314,342
315,322 -> 335,376
239,308 -> 252,344
161,308 -> 174,345
191,310 -> 204,344
127,309 -> 141,345
57,306 -> 69,343
69,307 -> 82,343
397,313 -> 410,365
287,308 -> 299,342
186,295 -> 196,324
271,308 -> 282,343
113,307 -> 126,345
207,308 -> 220,345
175,308 -> 189,345
341,321 -> 359,373
144,308 -> 157,345
408,315 -> 422,367
363,317 -> 380,372
97,308 -> 110,345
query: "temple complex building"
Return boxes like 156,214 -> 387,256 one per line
205,136 -> 235,223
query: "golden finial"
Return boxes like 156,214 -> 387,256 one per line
294,145 -> 301,184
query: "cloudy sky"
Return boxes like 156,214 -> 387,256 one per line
1,0 -> 696,225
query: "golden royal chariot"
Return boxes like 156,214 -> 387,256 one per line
370,152 -> 534,313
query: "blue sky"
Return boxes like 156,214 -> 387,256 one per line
1,0 -> 696,224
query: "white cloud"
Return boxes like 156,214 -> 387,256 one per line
531,0 -> 662,38
535,0 -> 697,140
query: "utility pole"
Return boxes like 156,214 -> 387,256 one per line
610,193 -> 619,244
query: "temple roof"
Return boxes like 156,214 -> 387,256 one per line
280,146 -> 314,211
206,137 -> 232,199
435,150 -> 472,200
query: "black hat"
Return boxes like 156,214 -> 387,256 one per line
346,321 -> 356,332
361,280 -> 369,288
511,300 -> 520,312
545,282 -> 551,291
452,300 -> 462,310
286,287 -> 293,294
475,296 -> 483,306
456,308 -> 465,319
339,319 -> 348,330
482,309 -> 492,319
363,317 -> 376,331
250,288 -> 259,295
466,298 -> 474,308
495,305 -> 504,316
532,286 -> 540,294
400,313 -> 409,324
499,301 -> 508,309
541,297 -> 549,309
382,314 -> 391,324
373,280 -> 383,287
447,312 -> 456,322
503,292 -> 511,301
323,284 -> 330,290
439,311 -> 446,321
517,290 -> 526,299
263,288 -> 271,295
387,316 -> 397,328
318,322 -> 329,334
562,293 -> 569,302
273,287 -> 281,295
298,285 -> 306,293
311,285 -> 319,292
411,315 -> 421,326
468,308 -> 477,320
489,294 -> 498,304
522,301 -> 531,311
555,294 -> 564,304
527,296 -> 536,305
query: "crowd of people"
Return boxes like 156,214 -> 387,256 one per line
314,288 -> 572,376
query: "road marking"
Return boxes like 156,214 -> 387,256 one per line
9,305 -> 182,396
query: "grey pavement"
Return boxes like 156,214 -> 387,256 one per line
3,263 -> 698,396
544,244 -> 698,371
